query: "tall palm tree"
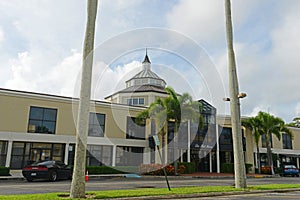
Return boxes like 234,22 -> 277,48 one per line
136,98 -> 167,163
164,87 -> 202,174
242,117 -> 263,174
224,0 -> 247,188
256,111 -> 293,175
70,0 -> 98,198
137,87 -> 202,172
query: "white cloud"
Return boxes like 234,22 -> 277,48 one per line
0,27 -> 4,43
92,60 -> 142,100
47,50 -> 82,97
5,52 -> 38,91
296,103 -> 300,116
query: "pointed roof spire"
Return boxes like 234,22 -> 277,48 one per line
142,48 -> 151,64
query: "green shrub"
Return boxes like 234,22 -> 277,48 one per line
0,166 -> 10,176
245,163 -> 253,173
221,163 -> 234,173
221,163 -> 252,173
177,162 -> 196,174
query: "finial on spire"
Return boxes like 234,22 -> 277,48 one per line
142,48 -> 151,64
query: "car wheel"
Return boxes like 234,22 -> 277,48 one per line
26,177 -> 33,182
49,171 -> 57,182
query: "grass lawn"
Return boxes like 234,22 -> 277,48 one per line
0,184 -> 300,199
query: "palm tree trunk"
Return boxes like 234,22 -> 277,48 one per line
70,0 -> 98,198
174,121 -> 179,175
266,133 -> 275,175
224,0 -> 247,188
256,145 -> 261,174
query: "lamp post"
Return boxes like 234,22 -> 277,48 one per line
225,0 -> 247,189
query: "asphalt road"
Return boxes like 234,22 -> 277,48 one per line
0,176 -> 300,195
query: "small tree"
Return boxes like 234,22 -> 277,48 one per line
256,111 -> 293,175
242,117 -> 263,173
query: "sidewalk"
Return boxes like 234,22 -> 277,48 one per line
181,172 -> 276,179
0,170 -> 276,181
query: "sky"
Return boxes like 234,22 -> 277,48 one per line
0,0 -> 300,123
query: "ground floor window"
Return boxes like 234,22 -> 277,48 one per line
116,146 -> 143,166
86,145 -> 112,166
0,141 -> 7,166
67,144 -> 113,166
10,142 -> 65,169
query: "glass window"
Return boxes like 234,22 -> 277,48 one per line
28,106 -> 57,134
126,117 -> 146,140
86,145 -> 112,166
127,98 -> 145,105
116,146 -> 143,166
282,133 -> 293,149
88,113 -> 105,137
139,98 -> 144,105
0,141 -> 7,166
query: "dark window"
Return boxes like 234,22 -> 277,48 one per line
0,141 -> 7,166
126,117 -> 145,140
116,146 -> 143,166
282,133 -> 293,149
86,145 -> 112,166
28,106 -> 57,134
88,113 -> 105,137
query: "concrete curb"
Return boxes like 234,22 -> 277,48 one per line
101,188 -> 300,200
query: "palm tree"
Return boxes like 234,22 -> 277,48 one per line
136,98 -> 167,163
256,111 -> 293,175
70,0 -> 98,198
164,87 -> 202,174
288,117 -> 300,128
224,0 -> 247,188
242,117 -> 263,174
137,87 -> 202,172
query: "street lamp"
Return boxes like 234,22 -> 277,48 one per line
223,93 -> 247,101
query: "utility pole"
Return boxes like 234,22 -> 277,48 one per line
224,0 -> 247,188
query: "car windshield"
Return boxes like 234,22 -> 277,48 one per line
285,165 -> 296,169
34,160 -> 55,166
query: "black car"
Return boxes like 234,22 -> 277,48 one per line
22,160 -> 72,182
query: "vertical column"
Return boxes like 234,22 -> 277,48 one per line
187,120 -> 191,163
209,151 -> 212,173
297,156 -> 300,169
180,149 -> 183,162
64,143 -> 69,165
112,145 -> 117,167
216,124 -> 220,173
5,140 -> 13,168
255,152 -> 258,170
143,147 -> 151,164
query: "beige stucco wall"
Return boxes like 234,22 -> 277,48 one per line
290,127 -> 300,150
0,91 -> 146,139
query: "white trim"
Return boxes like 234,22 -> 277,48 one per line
5,141 -> 13,168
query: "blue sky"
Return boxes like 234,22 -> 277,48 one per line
0,0 -> 300,122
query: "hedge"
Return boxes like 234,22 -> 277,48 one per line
0,166 -> 10,176
177,162 -> 196,174
221,163 -> 253,173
